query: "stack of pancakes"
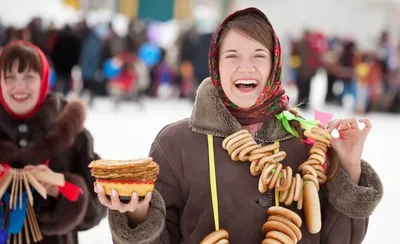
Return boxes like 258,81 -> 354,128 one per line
89,158 -> 159,200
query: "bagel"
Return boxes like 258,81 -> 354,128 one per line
293,173 -> 303,201
249,152 -> 272,162
200,229 -> 229,244
303,174 -> 319,191
276,168 -> 286,190
222,130 -> 248,149
261,238 -> 282,244
310,147 -> 326,158
230,139 -> 257,161
303,181 -> 322,234
267,206 -> 302,228
250,160 -> 262,176
313,141 -> 328,153
309,154 -> 326,165
266,231 -> 294,244
215,240 -> 230,244
297,190 -> 303,211
262,220 -> 298,242
311,127 -> 333,140
298,160 -> 320,171
268,163 -> 283,189
304,131 -> 330,145
301,165 -> 318,178
251,143 -> 280,154
267,216 -> 302,241
284,177 -> 297,206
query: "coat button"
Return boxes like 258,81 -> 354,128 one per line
257,196 -> 270,207
19,139 -> 27,147
18,124 -> 28,133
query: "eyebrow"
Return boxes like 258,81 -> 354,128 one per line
255,48 -> 269,53
222,49 -> 237,53
223,49 -> 270,53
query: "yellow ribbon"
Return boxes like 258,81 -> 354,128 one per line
274,141 -> 280,207
207,134 -> 219,230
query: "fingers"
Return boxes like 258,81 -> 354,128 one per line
340,118 -> 359,129
359,119 -> 372,134
326,119 -> 341,133
35,165 -> 50,171
129,192 -> 152,212
24,165 -> 49,173
111,190 -> 123,210
140,192 -> 152,206
95,185 -> 112,208
41,182 -> 51,190
94,184 -> 152,213
326,118 -> 359,133
24,165 -> 36,172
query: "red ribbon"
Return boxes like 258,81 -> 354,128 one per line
0,161 -> 82,202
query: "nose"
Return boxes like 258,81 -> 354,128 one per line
238,58 -> 255,73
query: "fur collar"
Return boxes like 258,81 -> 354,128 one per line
0,94 -> 86,165
188,78 -> 293,143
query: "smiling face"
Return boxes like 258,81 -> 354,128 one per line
1,61 -> 41,115
0,43 -> 43,116
218,29 -> 272,108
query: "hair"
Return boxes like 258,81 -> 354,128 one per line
216,12 -> 274,54
0,42 -> 42,77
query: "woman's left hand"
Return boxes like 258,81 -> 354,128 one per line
24,165 -> 60,198
326,118 -> 372,183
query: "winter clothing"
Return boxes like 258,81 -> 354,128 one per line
0,94 -> 107,243
0,41 -> 106,243
108,78 -> 383,244
107,7 -> 383,244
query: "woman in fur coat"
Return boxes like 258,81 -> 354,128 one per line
96,8 -> 383,244
0,40 -> 107,243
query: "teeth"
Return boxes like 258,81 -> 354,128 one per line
235,79 -> 257,85
13,94 -> 29,99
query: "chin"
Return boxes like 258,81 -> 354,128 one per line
8,105 -> 35,115
231,98 -> 258,109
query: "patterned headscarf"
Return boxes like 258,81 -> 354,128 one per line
208,7 -> 289,125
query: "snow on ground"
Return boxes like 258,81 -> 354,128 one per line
78,74 -> 398,243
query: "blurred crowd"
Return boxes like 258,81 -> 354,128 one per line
288,30 -> 400,114
0,17 -> 399,114
0,17 -> 205,108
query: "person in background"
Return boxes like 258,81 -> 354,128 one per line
0,40 -> 106,243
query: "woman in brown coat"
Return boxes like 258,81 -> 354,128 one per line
98,8 -> 383,244
0,40 -> 107,243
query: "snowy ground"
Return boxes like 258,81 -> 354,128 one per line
78,74 -> 398,243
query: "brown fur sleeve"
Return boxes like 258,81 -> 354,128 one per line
37,128 -> 107,234
108,189 -> 166,244
325,160 -> 383,219
38,172 -> 90,235
72,129 -> 107,231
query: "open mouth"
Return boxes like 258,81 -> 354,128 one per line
234,79 -> 258,92
12,94 -> 30,103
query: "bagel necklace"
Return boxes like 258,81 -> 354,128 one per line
201,124 -> 333,244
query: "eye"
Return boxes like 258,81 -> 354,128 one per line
4,75 -> 16,83
225,54 -> 238,59
254,54 -> 267,58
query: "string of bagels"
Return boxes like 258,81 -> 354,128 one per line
201,125 -> 333,244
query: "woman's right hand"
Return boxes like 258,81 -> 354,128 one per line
94,184 -> 152,214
